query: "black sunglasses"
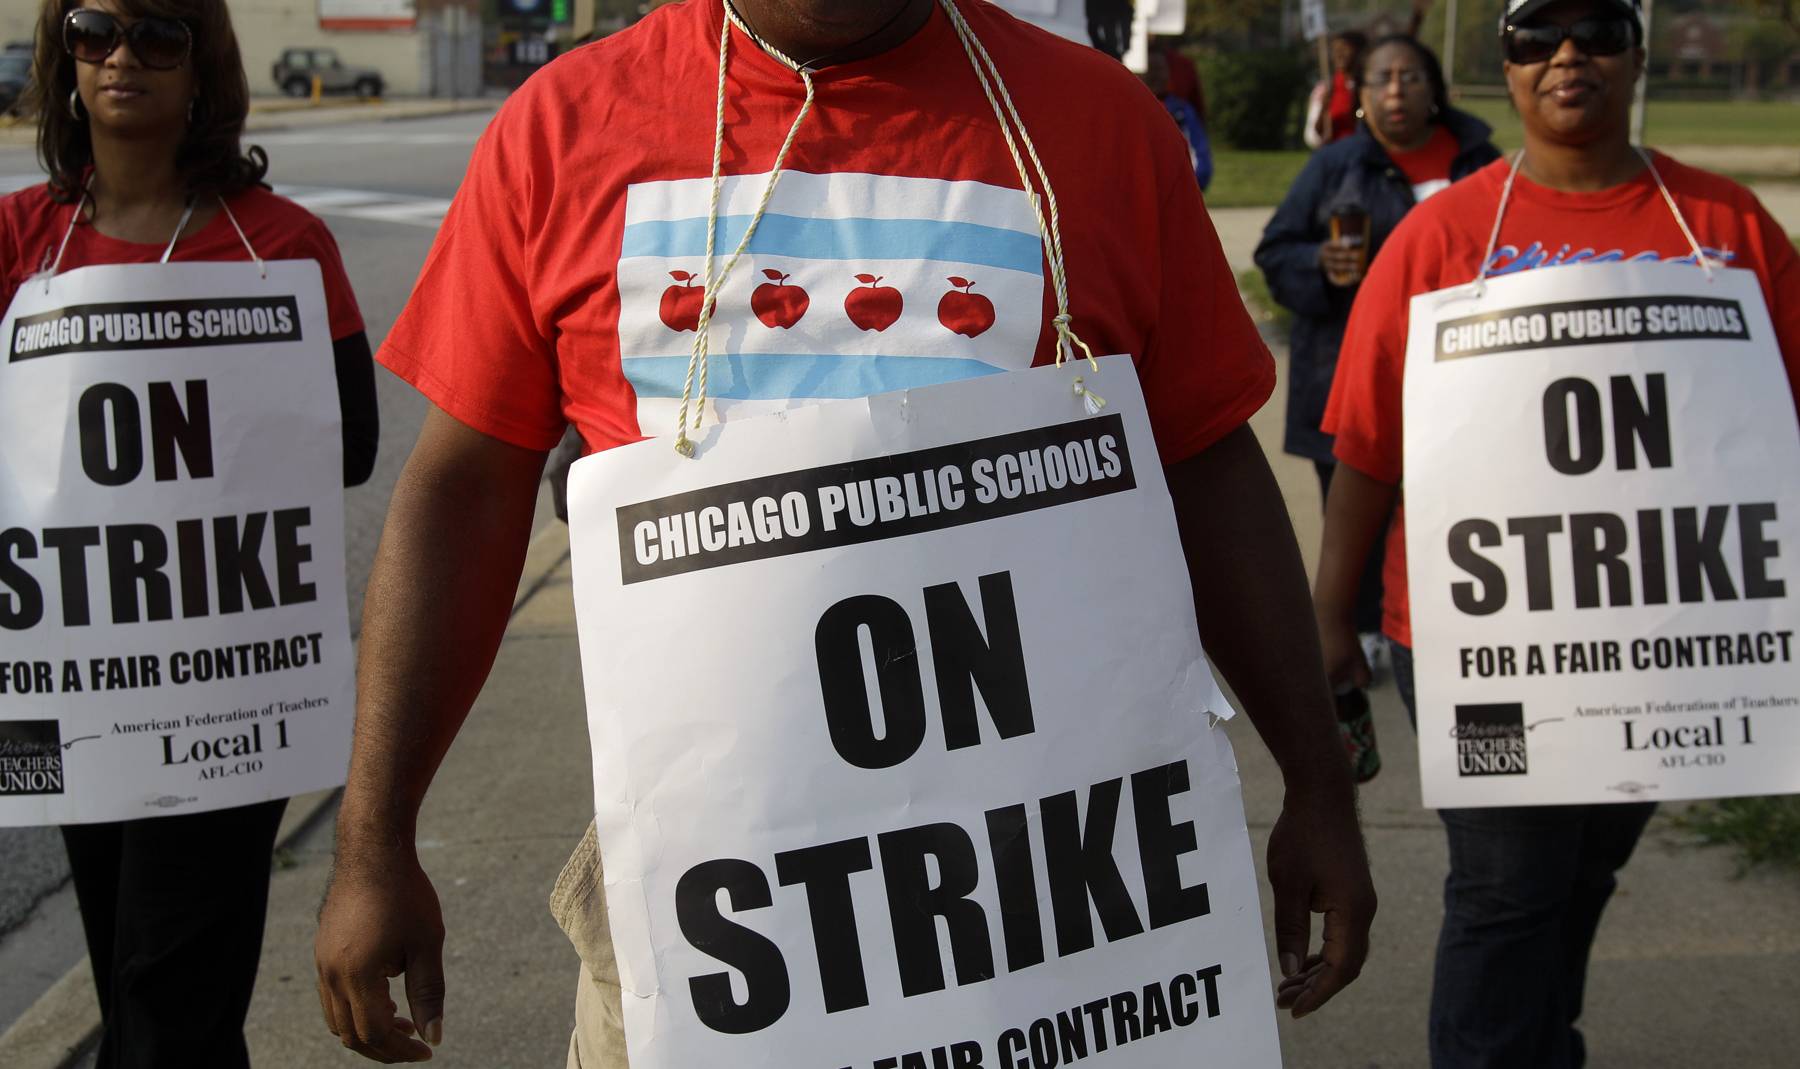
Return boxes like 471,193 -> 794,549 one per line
63,9 -> 193,72
1503,16 -> 1636,65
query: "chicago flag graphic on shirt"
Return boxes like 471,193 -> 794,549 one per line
617,170 -> 1047,438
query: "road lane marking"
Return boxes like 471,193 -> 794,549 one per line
0,176 -> 452,229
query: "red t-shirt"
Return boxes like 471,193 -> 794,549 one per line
1388,124 -> 1458,202
1,183 -> 364,341
1326,72 -> 1357,144
1323,153 -> 1800,647
379,0 -> 1272,464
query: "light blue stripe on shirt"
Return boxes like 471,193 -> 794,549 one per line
619,214 -> 1045,275
622,354 -> 1008,400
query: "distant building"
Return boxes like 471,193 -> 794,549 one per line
1656,12 -> 1800,96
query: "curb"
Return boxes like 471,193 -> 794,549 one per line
243,101 -> 500,135
0,101 -> 499,147
0,519 -> 572,1069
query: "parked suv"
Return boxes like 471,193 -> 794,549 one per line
271,48 -> 383,99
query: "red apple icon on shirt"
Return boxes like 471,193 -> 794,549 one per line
845,274 -> 903,332
658,270 -> 704,332
751,269 -> 810,329
938,277 -> 995,339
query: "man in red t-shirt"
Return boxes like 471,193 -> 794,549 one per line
312,2 -> 1375,1062
1316,0 -> 1800,1064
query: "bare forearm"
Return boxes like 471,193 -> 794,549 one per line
1167,426 -> 1347,794
336,408 -> 547,860
1313,462 -> 1397,628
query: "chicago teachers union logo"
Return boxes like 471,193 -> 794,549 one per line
0,720 -> 67,796
1452,703 -> 1529,776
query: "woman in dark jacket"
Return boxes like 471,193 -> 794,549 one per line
1256,34 -> 1499,623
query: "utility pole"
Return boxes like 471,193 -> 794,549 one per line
1442,0 -> 1458,94
1630,0 -> 1655,144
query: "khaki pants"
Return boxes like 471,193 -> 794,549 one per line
551,820 -> 628,1068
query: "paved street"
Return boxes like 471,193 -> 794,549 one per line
0,109 -> 506,1037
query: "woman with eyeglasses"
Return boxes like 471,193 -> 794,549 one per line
2,1 -> 376,1064
1317,0 -> 1800,1064
1255,35 -> 1499,776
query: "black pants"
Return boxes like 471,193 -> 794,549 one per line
1392,645 -> 1654,1068
60,798 -> 287,1069
1315,460 -> 1387,635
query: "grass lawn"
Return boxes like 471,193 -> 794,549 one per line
1235,269 -> 1291,334
1207,149 -> 1309,209
1457,97 -> 1800,150
1206,100 -> 1796,209
1672,796 -> 1800,875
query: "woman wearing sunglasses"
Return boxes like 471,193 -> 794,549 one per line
2,1 -> 377,1065
1316,0 -> 1800,1064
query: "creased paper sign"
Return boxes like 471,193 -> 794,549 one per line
0,261 -> 354,825
567,356 -> 1280,1069
1404,263 -> 1800,807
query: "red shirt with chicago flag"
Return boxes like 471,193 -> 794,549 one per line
1324,153 -> 1800,647
378,0 -> 1272,464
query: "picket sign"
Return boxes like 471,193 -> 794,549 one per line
565,355 -> 1281,1069
0,261 -> 354,825
1403,261 -> 1800,808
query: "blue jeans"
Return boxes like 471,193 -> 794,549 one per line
1392,644 -> 1655,1069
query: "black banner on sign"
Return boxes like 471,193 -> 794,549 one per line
1436,295 -> 1748,361
0,720 -> 67,797
616,415 -> 1136,584
8,297 -> 302,362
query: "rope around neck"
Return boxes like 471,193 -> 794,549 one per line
672,0 -> 1102,456
672,7 -> 816,458
1474,147 -> 1715,293
937,0 -> 1098,385
1634,146 -> 1716,280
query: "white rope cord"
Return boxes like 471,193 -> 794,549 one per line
1477,148 -> 1716,291
158,198 -> 198,264
939,0 -> 1097,380
45,176 -> 266,285
672,8 -> 816,457
673,0 -> 1106,456
1472,150 -> 1526,292
218,197 -> 267,278
42,176 -> 94,292
1635,146 -> 1716,280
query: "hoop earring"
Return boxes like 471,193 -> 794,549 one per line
68,88 -> 84,121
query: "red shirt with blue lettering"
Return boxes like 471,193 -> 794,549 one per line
1324,153 -> 1800,647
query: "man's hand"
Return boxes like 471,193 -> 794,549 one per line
1167,427 -> 1377,1017
1267,790 -> 1377,1017
316,851 -> 445,1062
311,406 -> 546,1060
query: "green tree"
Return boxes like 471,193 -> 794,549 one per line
1184,0 -> 1287,49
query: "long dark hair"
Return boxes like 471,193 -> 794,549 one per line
25,0 -> 267,204
1355,34 -> 1451,119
